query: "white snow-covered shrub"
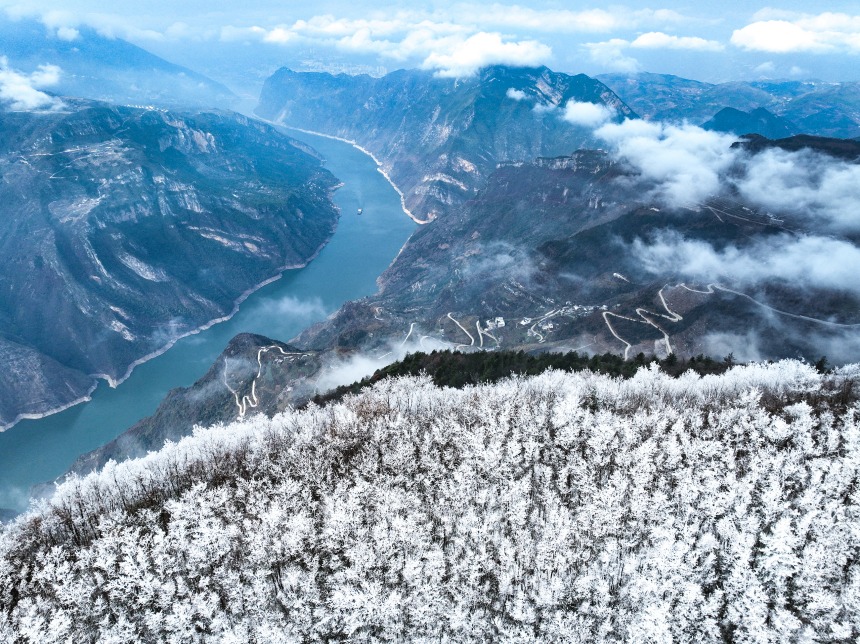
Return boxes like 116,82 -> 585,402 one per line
1,361 -> 858,642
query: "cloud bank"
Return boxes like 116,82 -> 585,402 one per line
562,99 -> 617,127
0,57 -> 63,110
421,32 -> 551,78
592,119 -> 860,234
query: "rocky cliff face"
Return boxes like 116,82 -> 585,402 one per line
256,65 -> 635,222
0,102 -> 339,429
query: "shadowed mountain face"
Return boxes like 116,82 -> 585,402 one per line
0,102 -> 339,429
598,72 -> 860,138
703,107 -> 797,139
256,65 -> 635,222
732,133 -> 860,161
0,18 -> 235,109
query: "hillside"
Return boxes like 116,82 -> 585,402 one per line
256,65 -> 635,222
2,361 -> 859,641
71,134 -> 860,472
702,107 -> 797,139
0,103 -> 339,429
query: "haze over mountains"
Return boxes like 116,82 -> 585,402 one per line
0,17 -> 235,109
598,72 -> 860,138
257,65 -> 634,222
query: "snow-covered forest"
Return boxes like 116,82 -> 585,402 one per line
1,361 -> 859,642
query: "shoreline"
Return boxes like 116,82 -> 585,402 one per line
0,381 -> 99,432
0,230 -> 337,433
278,125 -> 433,225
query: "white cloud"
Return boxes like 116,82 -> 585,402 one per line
213,15 -> 552,77
56,26 -> 80,41
461,6 -> 690,34
595,119 -> 738,205
737,148 -> 860,231
634,231 -> 860,295
585,38 -> 641,72
630,31 -> 723,51
731,20 -> 831,53
219,25 -> 267,42
592,118 -> 860,232
562,99 -> 616,127
0,57 -> 63,111
421,32 -> 551,78
732,12 -> 860,54
506,87 -> 527,101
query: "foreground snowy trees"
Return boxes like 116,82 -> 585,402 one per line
1,360 -> 859,642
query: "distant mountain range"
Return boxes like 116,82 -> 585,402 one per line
256,65 -> 635,222
0,18 -> 235,108
598,72 -> 860,138
0,101 -> 339,430
16,62 -> 860,486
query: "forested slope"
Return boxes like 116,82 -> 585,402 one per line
1,361 -> 859,642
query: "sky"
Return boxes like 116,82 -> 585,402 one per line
3,1 -> 860,93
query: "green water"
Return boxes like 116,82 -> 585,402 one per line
0,130 -> 416,511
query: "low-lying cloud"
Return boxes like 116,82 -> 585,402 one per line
563,99 -> 616,128
0,57 -> 63,111
421,32 -> 551,78
314,333 -> 451,393
595,120 -> 738,205
634,231 -> 860,295
590,118 -> 860,234
736,148 -> 860,231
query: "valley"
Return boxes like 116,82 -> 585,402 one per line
0,128 -> 415,511
0,103 -> 341,431
2,4 -> 860,641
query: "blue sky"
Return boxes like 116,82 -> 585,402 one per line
3,1 -> 860,87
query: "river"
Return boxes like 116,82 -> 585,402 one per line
0,130 -> 416,512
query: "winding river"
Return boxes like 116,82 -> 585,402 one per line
0,130 -> 416,512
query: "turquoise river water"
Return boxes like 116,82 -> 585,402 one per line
0,130 -> 416,512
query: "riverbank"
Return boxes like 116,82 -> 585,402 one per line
280,125 -> 433,225
0,130 -> 416,512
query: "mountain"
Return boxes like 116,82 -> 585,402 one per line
732,133 -> 860,161
598,72 -> 860,138
4,361 -> 860,641
63,137 -> 860,476
256,65 -> 635,221
596,72 -> 773,123
702,107 -> 797,138
0,17 -> 235,108
0,102 -> 339,430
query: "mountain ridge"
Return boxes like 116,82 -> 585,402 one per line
256,65 -> 635,222
0,101 -> 340,430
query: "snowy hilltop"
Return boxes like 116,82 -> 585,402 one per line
1,360 -> 859,642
